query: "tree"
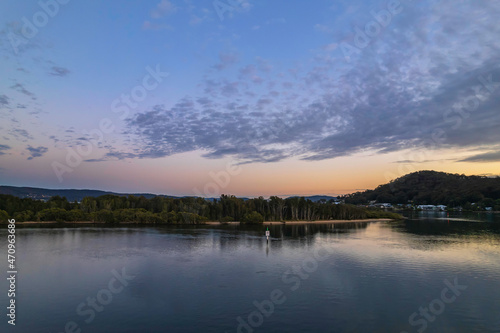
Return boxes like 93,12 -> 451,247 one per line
91,210 -> 115,223
37,208 -> 68,222
177,212 -> 207,224
13,210 -> 33,222
48,196 -> 71,210
66,209 -> 87,222
81,197 -> 97,213
241,212 -> 264,224
0,210 -> 9,223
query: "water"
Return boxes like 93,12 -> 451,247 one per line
1,213 -> 499,332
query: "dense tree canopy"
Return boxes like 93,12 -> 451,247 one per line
342,171 -> 500,209
0,193 -> 398,224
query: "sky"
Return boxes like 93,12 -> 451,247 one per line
0,0 -> 499,197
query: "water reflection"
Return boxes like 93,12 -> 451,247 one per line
1,214 -> 499,332
397,211 -> 500,236
405,210 -> 500,224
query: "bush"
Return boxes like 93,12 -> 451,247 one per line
91,210 -> 115,223
66,209 -> 88,222
241,212 -> 264,224
162,210 -> 179,224
177,212 -> 207,224
136,210 -> 162,224
13,210 -> 33,222
220,216 -> 234,223
0,210 -> 9,224
37,208 -> 69,222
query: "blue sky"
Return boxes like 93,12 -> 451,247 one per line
0,0 -> 499,196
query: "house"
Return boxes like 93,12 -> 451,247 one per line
417,205 -> 436,210
377,203 -> 393,209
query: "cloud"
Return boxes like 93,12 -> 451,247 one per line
255,57 -> 272,73
150,0 -> 176,19
0,23 -> 39,55
49,66 -> 70,77
0,95 -> 9,107
10,83 -> 36,100
99,0 -> 500,164
458,151 -> 500,163
213,52 -> 239,71
10,128 -> 34,141
323,43 -> 338,51
26,145 -> 48,160
189,15 -> 203,25
0,144 -> 11,155
393,158 -> 454,164
238,0 -> 253,13
142,21 -> 172,31
49,135 -> 59,143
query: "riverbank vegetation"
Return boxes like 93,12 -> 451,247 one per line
0,194 -> 402,224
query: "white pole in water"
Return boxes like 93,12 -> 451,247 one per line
265,227 -> 270,242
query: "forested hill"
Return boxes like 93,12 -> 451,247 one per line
342,171 -> 500,207
0,186 -> 174,202
0,185 -> 336,202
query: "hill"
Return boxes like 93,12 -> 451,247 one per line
342,171 -> 500,207
287,195 -> 339,202
0,186 -> 176,202
0,186 -> 338,203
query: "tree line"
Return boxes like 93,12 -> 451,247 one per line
0,194 -> 401,224
342,171 -> 500,209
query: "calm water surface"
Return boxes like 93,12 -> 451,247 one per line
1,212 -> 499,332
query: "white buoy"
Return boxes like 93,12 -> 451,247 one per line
265,228 -> 270,242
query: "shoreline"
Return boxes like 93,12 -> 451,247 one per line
264,218 -> 393,225
7,218 -> 396,227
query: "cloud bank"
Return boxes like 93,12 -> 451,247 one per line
107,0 -> 500,164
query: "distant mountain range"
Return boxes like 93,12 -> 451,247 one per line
0,186 -> 177,202
4,170 -> 500,207
288,195 -> 340,202
0,186 -> 338,202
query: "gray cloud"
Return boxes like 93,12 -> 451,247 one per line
103,0 -> 500,164
0,144 -> 11,155
10,128 -> 34,141
0,94 -> 9,107
49,66 -> 70,77
49,135 -> 59,143
26,145 -> 48,160
10,83 -> 36,100
213,52 -> 239,71
393,159 -> 452,164
458,151 -> 500,163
